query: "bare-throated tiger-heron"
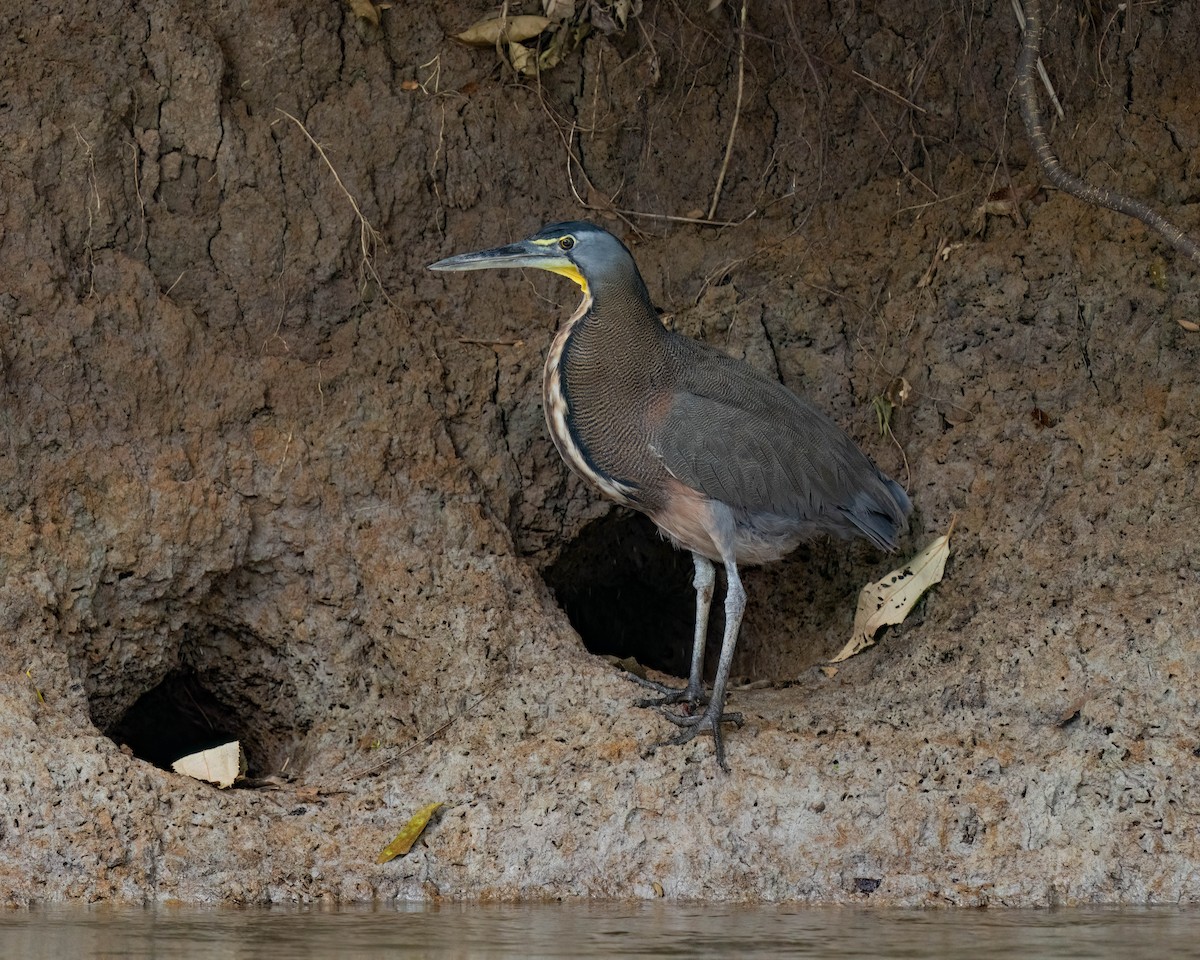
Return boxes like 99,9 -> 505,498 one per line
429,221 -> 912,771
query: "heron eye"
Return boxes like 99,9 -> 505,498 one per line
559,236 -> 575,251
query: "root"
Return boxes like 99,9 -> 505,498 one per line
128,140 -> 146,249
1014,0 -> 1200,269
73,126 -> 102,299
707,0 -> 747,221
276,108 -> 395,305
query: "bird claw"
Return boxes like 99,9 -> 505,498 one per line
624,672 -> 708,710
623,669 -> 739,772
635,689 -> 709,710
661,708 -> 743,730
653,704 -> 744,773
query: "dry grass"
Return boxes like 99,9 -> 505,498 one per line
276,108 -> 395,306
73,125 -> 102,299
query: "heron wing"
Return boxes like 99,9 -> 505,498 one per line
651,338 -> 909,549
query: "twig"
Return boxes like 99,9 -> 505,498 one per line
851,70 -> 928,113
781,4 -> 830,203
1015,0 -> 1200,268
276,108 -> 395,304
457,336 -> 525,347
128,140 -> 146,248
561,123 -> 750,230
272,429 -> 293,482
343,686 -> 496,781
859,96 -> 936,199
708,0 -> 748,222
558,122 -> 640,235
617,208 -> 754,228
412,55 -> 448,238
416,53 -> 441,95
917,234 -> 950,288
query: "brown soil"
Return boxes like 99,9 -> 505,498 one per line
1,0 -> 1198,905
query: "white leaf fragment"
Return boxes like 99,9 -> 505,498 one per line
831,529 -> 952,663
171,741 -> 246,789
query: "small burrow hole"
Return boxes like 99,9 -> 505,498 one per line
105,668 -> 263,779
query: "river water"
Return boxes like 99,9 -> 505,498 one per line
1,903 -> 1196,959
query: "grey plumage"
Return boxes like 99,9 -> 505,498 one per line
656,335 -> 909,552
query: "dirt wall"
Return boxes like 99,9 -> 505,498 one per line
1,0 -> 1198,904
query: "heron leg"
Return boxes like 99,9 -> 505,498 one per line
632,552 -> 714,707
658,553 -> 746,773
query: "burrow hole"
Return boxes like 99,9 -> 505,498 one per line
543,510 -> 706,679
107,670 -> 248,772
97,626 -> 303,782
542,509 -> 879,682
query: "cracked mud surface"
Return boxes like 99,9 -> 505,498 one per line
1,1 -> 1199,905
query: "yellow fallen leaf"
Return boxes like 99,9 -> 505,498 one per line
25,669 -> 44,703
454,15 -> 551,46
831,525 -> 953,663
171,741 -> 246,789
377,802 -> 444,863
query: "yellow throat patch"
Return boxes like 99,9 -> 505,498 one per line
545,262 -> 588,294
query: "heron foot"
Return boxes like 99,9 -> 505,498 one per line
656,703 -> 744,773
624,672 -> 709,710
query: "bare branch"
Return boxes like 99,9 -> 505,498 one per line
1015,0 -> 1200,268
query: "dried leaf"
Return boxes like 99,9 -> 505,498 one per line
1148,258 -> 1168,291
871,395 -> 894,437
604,654 -> 648,679
614,0 -> 642,27
377,801 -> 444,863
543,0 -> 575,20
454,15 -> 551,46
1058,697 -> 1086,727
830,528 -> 953,663
345,0 -> 381,26
536,36 -> 566,73
171,741 -> 246,789
886,376 -> 911,407
508,40 -> 537,76
1030,407 -> 1056,429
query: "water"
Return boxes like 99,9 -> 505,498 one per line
1,903 -> 1197,959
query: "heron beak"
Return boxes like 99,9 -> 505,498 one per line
428,239 -> 561,272
429,239 -> 587,292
